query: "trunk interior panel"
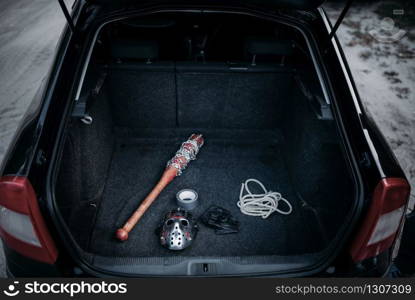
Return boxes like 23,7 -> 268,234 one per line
54,12 -> 356,274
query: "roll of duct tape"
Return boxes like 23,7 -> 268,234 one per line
176,189 -> 199,210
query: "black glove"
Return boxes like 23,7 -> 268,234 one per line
200,205 -> 239,235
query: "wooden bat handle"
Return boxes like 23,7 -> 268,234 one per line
116,167 -> 177,241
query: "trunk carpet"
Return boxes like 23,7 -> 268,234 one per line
88,129 -> 323,257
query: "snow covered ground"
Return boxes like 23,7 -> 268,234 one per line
325,1 -> 415,211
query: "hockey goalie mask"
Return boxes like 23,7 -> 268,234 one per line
159,209 -> 197,250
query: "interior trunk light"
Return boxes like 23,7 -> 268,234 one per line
0,176 -> 58,264
350,178 -> 410,262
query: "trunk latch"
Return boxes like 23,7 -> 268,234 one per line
190,262 -> 217,275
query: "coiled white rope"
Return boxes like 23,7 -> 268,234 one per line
237,179 -> 293,218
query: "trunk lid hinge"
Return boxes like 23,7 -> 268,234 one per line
58,0 -> 76,33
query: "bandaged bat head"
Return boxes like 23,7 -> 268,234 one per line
159,209 -> 197,250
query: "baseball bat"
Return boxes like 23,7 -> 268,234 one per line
116,133 -> 204,241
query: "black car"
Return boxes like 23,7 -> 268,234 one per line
0,0 -> 411,277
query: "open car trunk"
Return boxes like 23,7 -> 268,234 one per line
53,11 -> 357,276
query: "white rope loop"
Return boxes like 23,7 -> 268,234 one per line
237,179 -> 292,219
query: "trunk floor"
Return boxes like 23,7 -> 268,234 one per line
89,129 -> 322,257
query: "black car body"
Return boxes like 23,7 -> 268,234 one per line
0,0 -> 411,277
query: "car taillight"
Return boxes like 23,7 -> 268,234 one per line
0,176 -> 58,264
350,178 -> 410,262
